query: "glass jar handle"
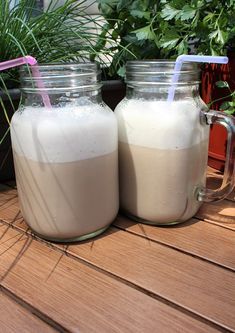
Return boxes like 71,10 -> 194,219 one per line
198,110 -> 235,202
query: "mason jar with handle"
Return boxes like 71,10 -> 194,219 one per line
10,63 -> 119,241
115,60 -> 235,225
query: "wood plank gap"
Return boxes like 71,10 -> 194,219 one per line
192,215 -> 235,232
202,219 -> 235,232
203,219 -> 235,232
113,223 -> 235,273
0,285 -> 70,333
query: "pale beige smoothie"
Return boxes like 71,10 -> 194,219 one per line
115,99 -> 210,224
11,103 -> 119,240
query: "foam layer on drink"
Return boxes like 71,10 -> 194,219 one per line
11,103 -> 117,163
115,100 -> 209,149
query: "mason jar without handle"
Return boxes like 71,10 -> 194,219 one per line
10,63 -> 119,241
115,60 -> 235,225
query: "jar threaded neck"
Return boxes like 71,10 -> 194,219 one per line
125,60 -> 200,86
20,62 -> 102,93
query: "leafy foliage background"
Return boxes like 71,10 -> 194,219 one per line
98,0 -> 235,76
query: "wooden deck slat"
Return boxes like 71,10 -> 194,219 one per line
1,188 -> 234,270
8,213 -> 235,272
0,171 -> 234,332
196,201 -> 235,230
113,216 -> 235,270
0,225 -> 221,333
65,227 -> 235,331
0,291 -> 56,333
0,186 -> 20,224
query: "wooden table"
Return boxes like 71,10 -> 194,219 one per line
0,168 -> 234,333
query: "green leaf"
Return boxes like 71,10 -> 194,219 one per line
130,9 -> 150,20
117,65 -> 125,77
98,0 -> 118,16
160,30 -> 180,49
224,109 -> 235,116
180,5 -> 197,21
216,81 -> 229,88
111,29 -> 119,40
203,12 -> 215,23
116,0 -> 132,11
208,30 -> 218,39
134,25 -> 155,41
219,101 -> 231,110
161,5 -> 180,21
209,29 -> 228,45
177,40 -> 188,54
130,0 -> 150,12
217,29 -> 228,44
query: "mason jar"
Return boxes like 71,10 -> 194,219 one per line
10,63 -> 119,241
115,60 -> 235,225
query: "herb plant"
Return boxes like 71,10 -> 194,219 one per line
160,0 -> 235,55
97,0 -> 235,76
0,0 -> 110,88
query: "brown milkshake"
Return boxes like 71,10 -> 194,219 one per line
14,151 -> 118,240
119,141 -> 208,224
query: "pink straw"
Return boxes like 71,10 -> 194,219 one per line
0,55 -> 37,70
0,56 -> 51,108
30,64 -> 52,108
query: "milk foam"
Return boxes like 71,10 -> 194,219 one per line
115,99 -> 209,149
11,103 -> 117,163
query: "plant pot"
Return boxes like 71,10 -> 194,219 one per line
207,124 -> 227,171
0,89 -> 21,181
101,80 -> 126,110
201,50 -> 235,171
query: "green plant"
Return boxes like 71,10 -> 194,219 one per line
159,0 -> 235,55
97,0 -> 235,76
213,81 -> 235,116
0,0 -> 111,87
97,0 -> 166,76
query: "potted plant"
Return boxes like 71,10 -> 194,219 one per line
97,0 -> 235,170
0,0 -> 111,180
